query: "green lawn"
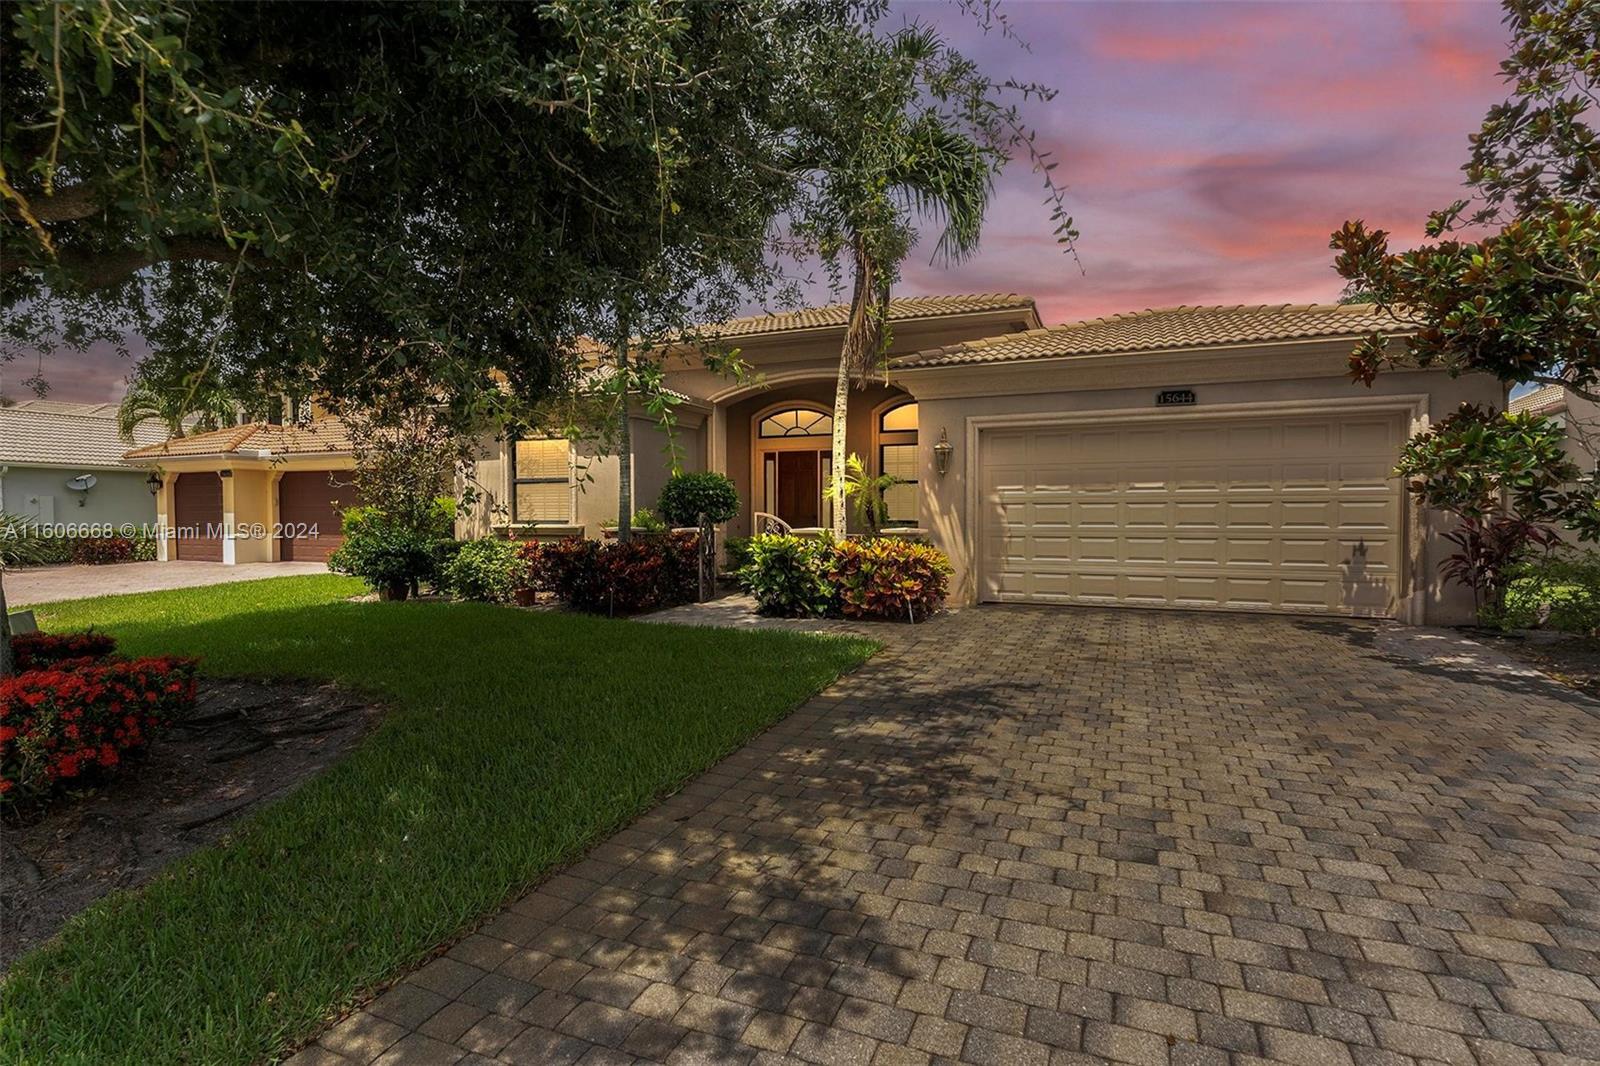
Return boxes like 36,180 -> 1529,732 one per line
0,576 -> 875,1065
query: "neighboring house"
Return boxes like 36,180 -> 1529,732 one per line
1509,383 -> 1600,475
0,400 -> 163,528
123,421 -> 355,563
128,294 -> 1505,624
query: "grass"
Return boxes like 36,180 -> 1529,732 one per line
0,575 -> 876,1065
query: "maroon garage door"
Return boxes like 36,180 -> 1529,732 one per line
172,473 -> 224,561
278,471 -> 354,562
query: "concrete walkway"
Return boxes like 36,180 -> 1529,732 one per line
8,561 -> 329,606
300,606 -> 1600,1066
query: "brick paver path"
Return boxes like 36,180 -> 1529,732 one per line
298,607 -> 1600,1066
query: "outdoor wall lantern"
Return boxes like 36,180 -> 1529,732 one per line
145,471 -> 163,496
933,428 -> 953,477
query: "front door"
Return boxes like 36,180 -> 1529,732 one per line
776,451 -> 821,528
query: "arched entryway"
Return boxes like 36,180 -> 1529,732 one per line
752,402 -> 835,529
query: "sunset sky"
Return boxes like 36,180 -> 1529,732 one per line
29,0 -> 1512,404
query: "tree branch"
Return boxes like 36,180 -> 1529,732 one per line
3,181 -> 105,223
0,236 -> 266,290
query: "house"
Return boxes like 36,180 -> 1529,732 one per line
123,420 -> 355,562
0,400 -> 163,529
1510,383 -> 1599,475
127,294 -> 1504,623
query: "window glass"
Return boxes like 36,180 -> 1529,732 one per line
512,438 -> 570,522
758,409 -> 833,438
880,443 -> 918,524
879,402 -> 918,433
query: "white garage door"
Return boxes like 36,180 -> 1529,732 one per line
978,412 -> 1406,616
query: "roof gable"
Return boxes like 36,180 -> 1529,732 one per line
123,418 -> 352,460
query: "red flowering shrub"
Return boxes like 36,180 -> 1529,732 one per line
532,533 -> 701,615
829,538 -> 951,622
1,655 -> 198,805
11,631 -> 118,672
70,536 -> 136,565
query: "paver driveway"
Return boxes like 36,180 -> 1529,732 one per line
8,560 -> 328,606
303,607 -> 1600,1066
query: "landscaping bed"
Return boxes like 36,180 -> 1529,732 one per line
1472,628 -> 1600,697
2,677 -> 381,969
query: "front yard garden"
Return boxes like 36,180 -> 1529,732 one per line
0,574 -> 875,1065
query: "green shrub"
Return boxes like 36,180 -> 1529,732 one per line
442,537 -> 527,604
657,472 -> 739,527
723,535 -> 754,572
830,538 -> 951,622
736,534 -> 837,617
328,507 -> 438,599
1498,552 -> 1600,633
427,538 -> 468,594
601,508 -> 669,534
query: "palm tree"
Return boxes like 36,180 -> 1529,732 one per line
117,361 -> 242,442
795,26 -> 997,536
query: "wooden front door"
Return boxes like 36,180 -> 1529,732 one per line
776,451 -> 821,528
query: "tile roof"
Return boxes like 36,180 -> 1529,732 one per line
123,418 -> 352,460
706,293 -> 1037,339
895,303 -> 1418,369
0,402 -> 168,468
1508,384 -> 1565,415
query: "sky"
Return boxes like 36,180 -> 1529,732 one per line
25,0 -> 1512,405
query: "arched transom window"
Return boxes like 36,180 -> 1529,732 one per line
759,408 -> 833,438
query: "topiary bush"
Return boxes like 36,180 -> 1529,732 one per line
736,534 -> 837,617
442,537 -> 527,604
657,472 -> 739,528
830,538 -> 951,622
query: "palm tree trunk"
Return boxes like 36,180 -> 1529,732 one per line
832,237 -> 880,538
616,338 -> 632,545
831,356 -> 849,538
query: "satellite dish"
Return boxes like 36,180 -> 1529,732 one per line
66,473 -> 98,492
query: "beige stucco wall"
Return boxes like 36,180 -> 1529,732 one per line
459,412 -> 706,539
903,344 -> 1504,625
227,468 -> 277,563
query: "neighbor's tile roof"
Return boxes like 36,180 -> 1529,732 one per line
0,401 -> 167,468
707,293 -> 1037,339
123,418 -> 352,460
1508,384 -> 1566,415
895,303 -> 1418,369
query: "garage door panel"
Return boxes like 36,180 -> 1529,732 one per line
978,412 -> 1404,617
279,470 -> 354,563
173,473 -> 223,562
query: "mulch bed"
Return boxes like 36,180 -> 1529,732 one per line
1,678 -> 382,970
1471,628 -> 1600,697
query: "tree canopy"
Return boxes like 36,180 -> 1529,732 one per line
1,0 -> 852,418
1330,0 -> 1598,398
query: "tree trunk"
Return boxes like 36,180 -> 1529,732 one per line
831,355 -> 850,538
616,339 -> 632,545
832,237 -> 881,539
0,570 -> 14,679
